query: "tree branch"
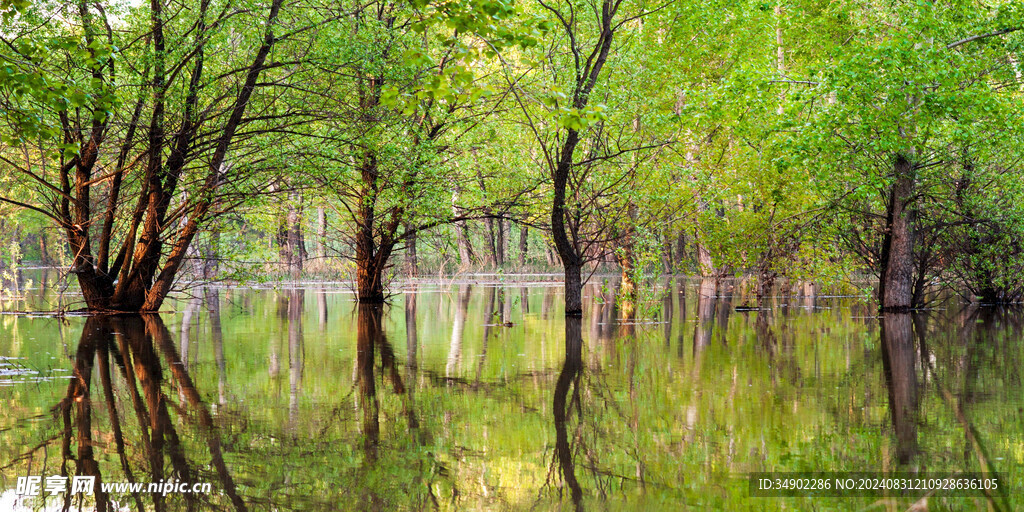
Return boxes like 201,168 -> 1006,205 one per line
946,27 -> 1022,50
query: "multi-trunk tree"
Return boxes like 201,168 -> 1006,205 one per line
0,0 -> 306,311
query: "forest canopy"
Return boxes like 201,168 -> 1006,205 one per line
1,0 -> 1023,312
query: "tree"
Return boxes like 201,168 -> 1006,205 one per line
293,0 -> 536,302
787,0 -> 1023,310
0,0 -> 302,311
504,0 -> 668,316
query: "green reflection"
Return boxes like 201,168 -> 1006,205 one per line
0,275 -> 1021,511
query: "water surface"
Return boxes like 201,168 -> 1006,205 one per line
1,272 -> 1021,511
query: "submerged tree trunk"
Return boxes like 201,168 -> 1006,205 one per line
552,130 -> 585,316
547,0 -> 617,317
661,236 -> 674,274
544,244 -> 556,267
562,260 -> 584,316
483,216 -> 497,266
202,228 -> 220,280
48,0 -> 287,313
880,155 -> 916,312
694,232 -> 716,277
354,212 -> 394,303
350,66 -> 400,303
757,265 -> 776,309
456,222 -> 475,270
39,230 -> 52,265
675,233 -> 686,271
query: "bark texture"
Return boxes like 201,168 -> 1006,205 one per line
880,155 -> 917,312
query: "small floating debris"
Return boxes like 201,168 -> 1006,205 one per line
0,357 -> 72,385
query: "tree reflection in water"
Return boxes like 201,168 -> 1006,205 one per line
354,303 -> 430,510
206,288 -> 228,407
4,279 -> 1022,511
287,290 -> 305,432
880,313 -> 919,466
53,314 -> 246,512
553,317 -> 584,511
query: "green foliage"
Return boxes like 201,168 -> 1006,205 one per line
0,4 -> 117,149
1,0 -> 1024,304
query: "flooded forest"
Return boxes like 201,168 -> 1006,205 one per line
1,0 -> 1023,510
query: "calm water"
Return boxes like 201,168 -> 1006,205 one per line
0,271 -> 1021,511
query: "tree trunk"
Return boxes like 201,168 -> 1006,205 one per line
106,0 -> 284,313
39,231 -> 52,265
317,206 -> 327,260
615,246 -> 636,320
452,187 -> 475,270
496,217 -> 506,267
286,192 -> 303,279
483,216 -> 497,266
757,264 -> 776,309
563,261 -> 583,316
355,222 -> 392,303
881,155 -> 916,312
662,236 -> 673,274
202,228 -> 219,280
553,130 -> 585,316
519,225 -> 528,268
695,235 -> 716,277
456,222 -> 474,270
277,212 -> 291,272
675,232 -> 686,272
405,223 -> 418,277
547,0 -> 617,317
